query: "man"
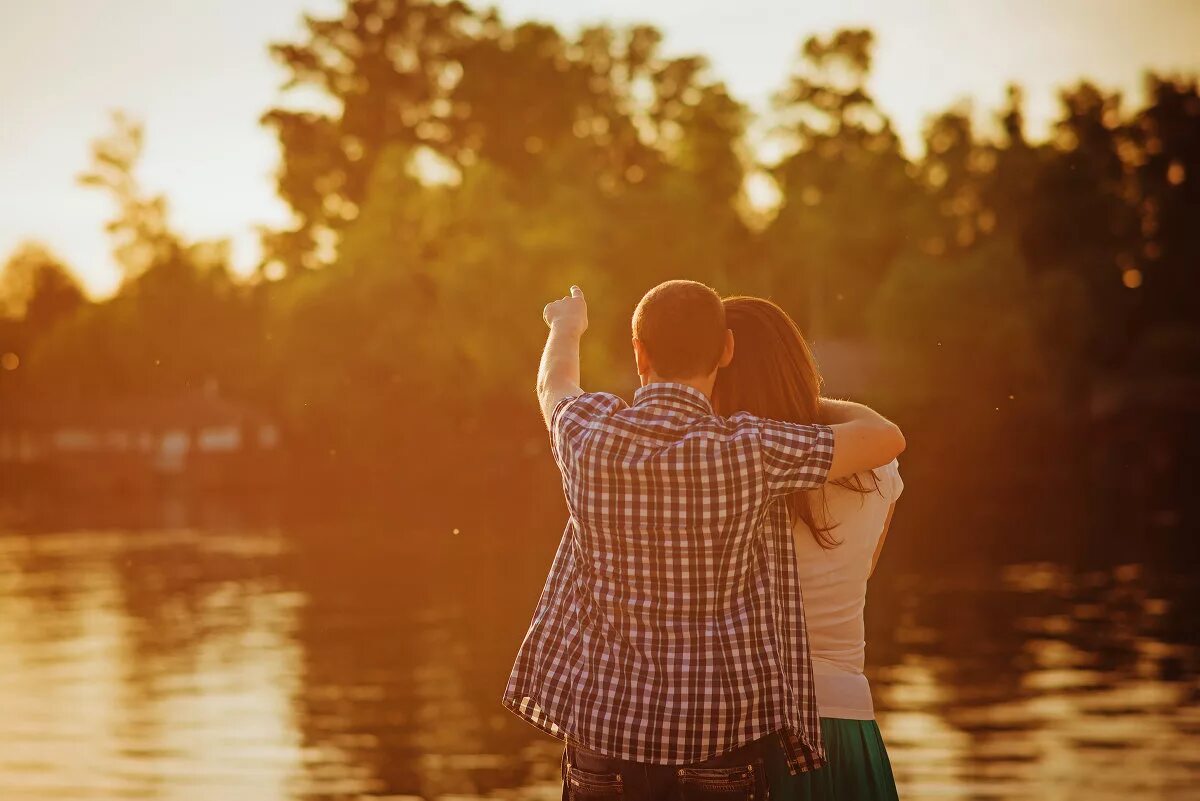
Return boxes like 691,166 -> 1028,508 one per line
503,281 -> 904,799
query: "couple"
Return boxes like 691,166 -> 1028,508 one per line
504,280 -> 905,800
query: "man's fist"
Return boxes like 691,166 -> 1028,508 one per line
543,286 -> 588,336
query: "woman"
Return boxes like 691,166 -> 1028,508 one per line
712,296 -> 902,801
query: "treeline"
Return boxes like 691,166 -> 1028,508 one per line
2,0 -> 1198,498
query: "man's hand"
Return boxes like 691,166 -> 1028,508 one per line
543,286 -> 588,337
537,286 -> 587,429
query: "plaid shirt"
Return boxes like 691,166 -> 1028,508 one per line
503,383 -> 834,772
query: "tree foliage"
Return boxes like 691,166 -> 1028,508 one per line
4,3 -> 1199,485
16,114 -> 261,401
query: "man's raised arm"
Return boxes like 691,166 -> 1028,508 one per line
537,286 -> 588,429
819,398 -> 906,479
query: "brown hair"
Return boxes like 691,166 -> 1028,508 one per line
632,280 -> 727,380
711,296 -> 877,548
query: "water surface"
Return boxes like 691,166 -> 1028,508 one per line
0,522 -> 1196,800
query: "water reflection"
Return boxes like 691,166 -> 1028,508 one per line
0,530 -> 305,800
0,527 -> 1196,800
872,561 -> 1200,800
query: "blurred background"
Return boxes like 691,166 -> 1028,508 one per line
1,1 -> 1199,799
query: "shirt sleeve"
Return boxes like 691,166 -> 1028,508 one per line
549,391 -> 626,473
880,459 -> 904,501
756,418 -> 835,497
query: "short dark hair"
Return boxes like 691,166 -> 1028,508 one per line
632,280 -> 727,379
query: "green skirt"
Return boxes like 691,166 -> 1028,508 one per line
765,718 -> 899,801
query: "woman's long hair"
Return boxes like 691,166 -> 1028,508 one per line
711,296 -> 877,548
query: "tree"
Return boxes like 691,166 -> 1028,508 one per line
0,242 -> 84,332
762,29 -> 915,338
78,113 -> 178,283
261,0 -> 479,273
0,243 -> 85,406
262,142 -> 597,476
262,0 -> 753,273
869,237 -> 1050,405
1019,83 -> 1140,368
914,107 -> 994,255
27,115 -> 261,401
1126,74 -> 1200,333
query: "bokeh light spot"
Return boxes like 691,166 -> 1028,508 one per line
1167,161 -> 1186,185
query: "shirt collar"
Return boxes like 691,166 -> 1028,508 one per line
632,382 -> 714,416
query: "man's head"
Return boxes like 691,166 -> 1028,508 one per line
631,280 -> 734,391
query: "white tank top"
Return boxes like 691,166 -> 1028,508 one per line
793,460 -> 903,719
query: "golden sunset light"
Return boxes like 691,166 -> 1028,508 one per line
2,1 -> 1199,295
1,1 -> 1198,799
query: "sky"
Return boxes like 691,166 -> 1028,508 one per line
2,0 -> 1199,297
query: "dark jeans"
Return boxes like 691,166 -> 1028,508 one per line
562,735 -> 772,801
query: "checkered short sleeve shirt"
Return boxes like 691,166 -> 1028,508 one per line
503,383 -> 835,772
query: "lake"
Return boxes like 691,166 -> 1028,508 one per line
0,505 -> 1197,800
